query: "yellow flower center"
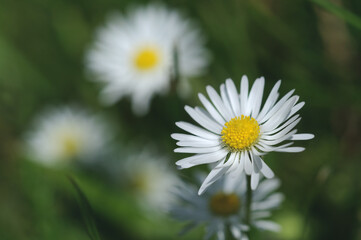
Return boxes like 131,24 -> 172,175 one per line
62,136 -> 79,157
130,173 -> 149,193
221,115 -> 260,151
134,47 -> 159,70
209,192 -> 240,216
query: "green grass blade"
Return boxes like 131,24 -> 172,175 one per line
68,176 -> 102,240
311,0 -> 361,31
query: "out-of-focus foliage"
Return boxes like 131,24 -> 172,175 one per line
1,0 -> 361,239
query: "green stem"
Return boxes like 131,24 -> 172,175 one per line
245,175 -> 252,236
170,44 -> 180,93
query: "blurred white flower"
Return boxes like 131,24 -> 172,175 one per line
172,76 -> 314,194
25,106 -> 111,167
170,173 -> 283,240
85,4 -> 209,115
122,150 -> 180,212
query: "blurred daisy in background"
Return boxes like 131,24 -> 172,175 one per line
172,76 -> 314,194
120,149 -> 180,212
85,4 -> 209,115
170,173 -> 283,240
25,106 -> 111,167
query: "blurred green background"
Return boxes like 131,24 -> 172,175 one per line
1,0 -> 361,239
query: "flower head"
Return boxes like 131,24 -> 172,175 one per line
86,4 -> 209,115
172,76 -> 314,194
170,173 -> 283,240
121,150 -> 180,212
25,106 -> 110,166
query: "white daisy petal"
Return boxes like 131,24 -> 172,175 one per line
238,153 -> 245,174
259,89 -> 295,124
246,77 -> 265,118
176,140 -> 219,147
244,152 -> 253,175
230,224 -> 242,239
252,153 -> 263,172
225,152 -> 240,175
250,146 -> 265,156
207,86 -> 233,121
257,80 -> 281,121
256,142 -> 293,153
176,149 -> 228,169
252,154 -> 274,179
240,75 -> 249,114
176,121 -> 219,140
275,147 -> 305,152
225,78 -> 242,116
172,133 -> 212,142
185,106 -> 223,134
224,153 -> 242,192
261,118 -> 301,141
198,160 -> 232,195
290,133 -> 315,140
253,220 -> 281,232
264,114 -> 299,135
254,142 -> 275,152
174,146 -> 223,154
251,171 -> 260,190
251,153 -> 261,174
261,129 -> 297,146
220,84 -> 235,117
217,228 -> 226,240
288,101 -> 305,119
252,193 -> 284,210
198,93 -> 226,125
260,96 -> 298,132
260,160 -> 275,179
253,178 -> 281,201
252,211 -> 272,219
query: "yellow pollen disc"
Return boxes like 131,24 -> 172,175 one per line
130,173 -> 148,193
221,115 -> 260,151
209,192 -> 240,216
62,136 -> 79,157
134,47 -> 159,70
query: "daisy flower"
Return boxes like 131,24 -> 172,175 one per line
170,173 -> 284,240
25,106 -> 111,167
121,150 -> 180,212
86,4 -> 209,115
172,76 -> 314,194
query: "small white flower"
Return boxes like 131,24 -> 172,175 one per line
86,4 -> 209,115
121,150 -> 180,212
25,106 -> 110,167
172,76 -> 314,194
171,173 -> 283,240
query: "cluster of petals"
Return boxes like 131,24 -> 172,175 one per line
26,106 -> 110,166
170,173 -> 284,240
86,4 -> 209,115
172,76 -> 314,194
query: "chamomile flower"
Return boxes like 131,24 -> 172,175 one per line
25,106 -> 110,167
121,150 -> 180,212
170,173 -> 283,240
86,4 -> 209,115
172,76 -> 314,194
